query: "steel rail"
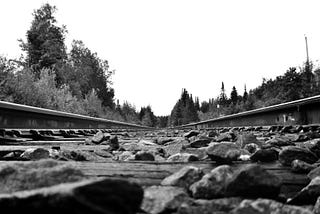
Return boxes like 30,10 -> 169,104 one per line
179,94 -> 320,129
0,101 -> 151,129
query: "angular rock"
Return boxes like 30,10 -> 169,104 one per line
20,148 -> 50,160
225,164 -> 281,199
117,151 -> 135,161
167,153 -> 199,162
215,132 -> 235,142
237,133 -> 261,148
184,148 -> 208,160
163,138 -> 189,157
0,160 -> 86,193
135,151 -> 155,161
288,176 -> 320,205
190,165 -> 233,199
189,139 -> 210,148
161,166 -> 203,190
141,186 -> 190,214
177,197 -> 243,214
0,178 -> 143,214
250,148 -> 279,162
206,142 -> 241,163
183,130 -> 200,138
279,146 -> 318,166
91,131 -> 111,144
231,198 -> 313,214
157,137 -> 174,145
291,159 -> 316,173
265,135 -> 296,147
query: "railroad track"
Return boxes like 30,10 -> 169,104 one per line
1,98 -> 320,211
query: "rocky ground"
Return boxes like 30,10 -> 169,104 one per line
1,126 -> 320,213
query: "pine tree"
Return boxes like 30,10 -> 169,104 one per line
219,82 -> 227,106
194,96 -> 200,111
243,84 -> 248,102
230,86 -> 238,105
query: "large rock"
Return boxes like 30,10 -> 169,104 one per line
190,165 -> 233,199
279,146 -> 318,166
237,133 -> 261,148
121,140 -> 160,153
161,166 -> 203,190
215,132 -> 235,142
177,197 -> 243,214
206,142 -> 241,163
250,148 -> 279,162
91,131 -> 111,144
225,164 -> 281,199
288,176 -> 320,205
134,151 -> 155,161
189,139 -> 210,148
0,178 -> 143,214
167,153 -> 199,162
163,138 -> 189,157
183,130 -> 200,138
0,160 -> 86,193
116,151 -> 135,161
265,135 -> 295,147
141,186 -> 190,214
20,148 -> 50,160
231,198 -> 312,214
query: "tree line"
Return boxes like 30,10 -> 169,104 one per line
0,3 -> 165,127
169,61 -> 320,126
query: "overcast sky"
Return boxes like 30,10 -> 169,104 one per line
1,0 -> 320,116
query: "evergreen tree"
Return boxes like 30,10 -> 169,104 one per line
230,86 -> 238,105
194,96 -> 200,111
19,3 -> 67,77
219,82 -> 227,106
243,84 -> 248,102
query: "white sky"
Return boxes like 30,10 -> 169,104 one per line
1,0 -> 320,116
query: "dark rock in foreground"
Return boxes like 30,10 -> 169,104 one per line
0,178 -> 143,214
0,159 -> 86,194
225,164 -> 282,199
279,146 -> 318,166
250,148 -> 279,162
288,176 -> 320,205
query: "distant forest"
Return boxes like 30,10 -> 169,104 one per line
169,62 -> 320,126
1,4 -> 319,128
